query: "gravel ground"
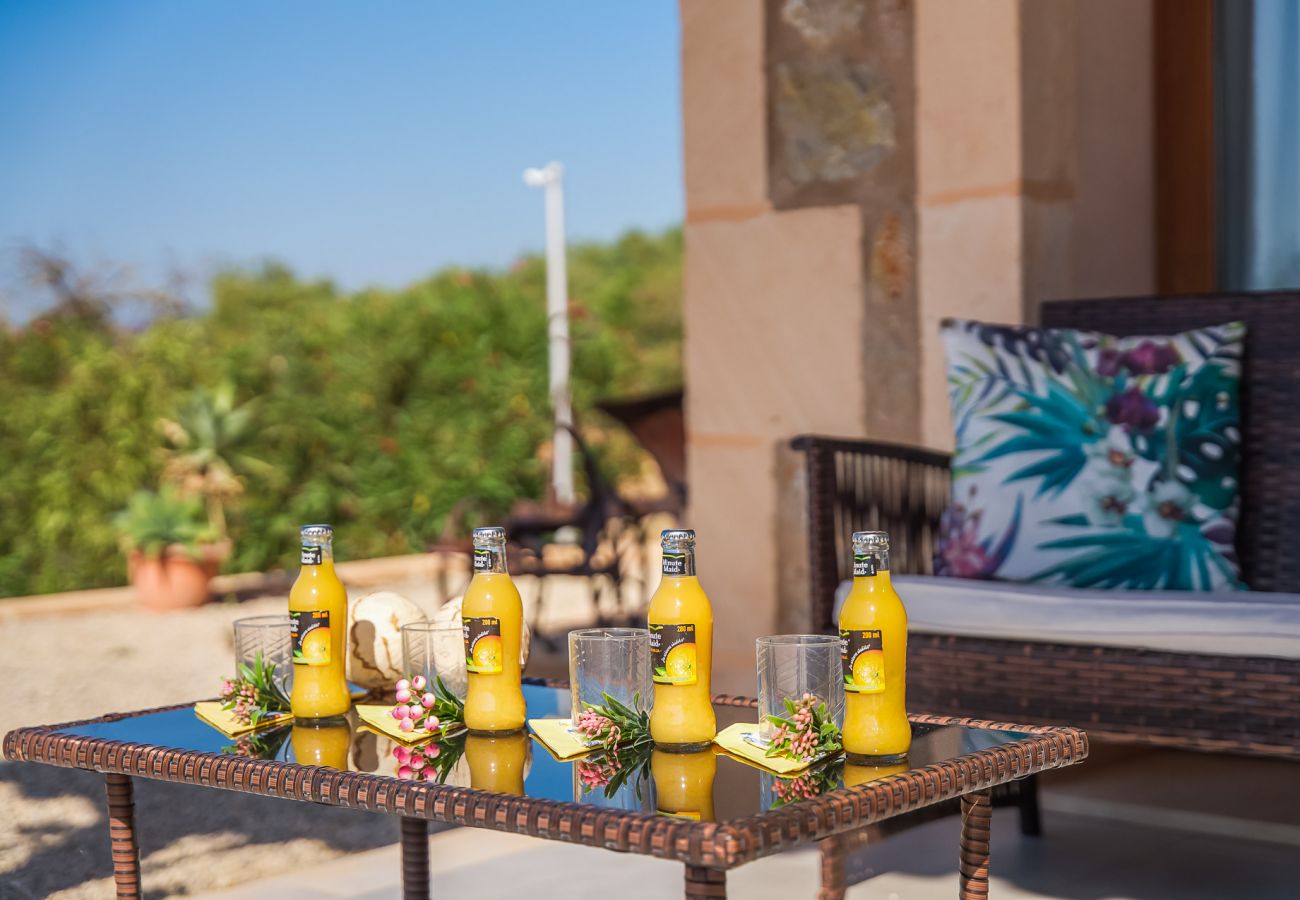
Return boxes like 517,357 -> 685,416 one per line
0,562 -> 632,900
0,595 -> 408,900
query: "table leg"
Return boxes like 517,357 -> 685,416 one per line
400,817 -> 429,900
1017,774 -> 1042,836
959,789 -> 992,899
684,864 -> 726,898
105,773 -> 141,899
818,832 -> 847,900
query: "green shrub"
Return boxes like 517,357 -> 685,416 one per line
0,228 -> 682,596
113,487 -> 216,559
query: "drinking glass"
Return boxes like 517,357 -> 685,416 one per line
756,635 -> 844,743
402,622 -> 467,700
568,628 -> 652,723
233,615 -> 294,695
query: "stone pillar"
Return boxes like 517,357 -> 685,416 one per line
682,0 -> 914,692
680,1 -> 1154,689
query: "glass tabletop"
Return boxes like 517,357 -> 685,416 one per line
60,684 -> 1032,822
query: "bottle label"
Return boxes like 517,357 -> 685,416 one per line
662,553 -> 687,575
463,616 -> 504,674
472,549 -> 491,571
852,555 -> 877,577
650,622 -> 698,685
301,545 -> 322,565
841,628 -> 885,693
657,808 -> 701,820
291,610 -> 331,666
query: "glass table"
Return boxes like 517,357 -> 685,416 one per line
2,681 -> 1088,899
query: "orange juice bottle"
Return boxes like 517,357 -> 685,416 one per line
462,526 -> 526,734
465,732 -> 529,795
842,760 -> 909,788
291,719 -> 351,769
839,531 -> 911,763
648,529 -> 716,751
651,748 -> 716,820
289,524 -> 351,720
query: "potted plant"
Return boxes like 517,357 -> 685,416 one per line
114,487 -> 227,610
159,382 -> 268,539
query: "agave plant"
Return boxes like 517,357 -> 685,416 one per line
159,383 -> 270,538
113,487 -> 216,559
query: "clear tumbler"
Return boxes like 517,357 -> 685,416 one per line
568,627 -> 652,723
756,634 -> 844,743
233,615 -> 294,695
402,621 -> 468,700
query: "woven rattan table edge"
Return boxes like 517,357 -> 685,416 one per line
2,691 -> 1087,868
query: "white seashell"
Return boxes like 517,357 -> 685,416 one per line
346,591 -> 428,689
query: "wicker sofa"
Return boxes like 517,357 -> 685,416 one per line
793,293 -> 1300,762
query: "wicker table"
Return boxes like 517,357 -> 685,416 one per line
2,681 -> 1086,899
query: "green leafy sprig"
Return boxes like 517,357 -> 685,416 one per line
573,692 -> 653,800
427,676 -> 465,725
219,652 -> 291,727
765,693 -> 842,762
577,745 -> 653,800
770,758 -> 844,808
574,692 -> 652,756
222,724 -> 292,760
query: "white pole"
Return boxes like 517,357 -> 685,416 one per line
523,161 -> 574,505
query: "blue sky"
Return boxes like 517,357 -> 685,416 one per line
0,1 -> 682,313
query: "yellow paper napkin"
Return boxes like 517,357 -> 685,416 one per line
194,701 -> 292,737
527,718 -> 597,760
355,704 -> 464,745
713,722 -> 831,775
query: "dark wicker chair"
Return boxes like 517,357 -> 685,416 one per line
794,292 -> 1300,762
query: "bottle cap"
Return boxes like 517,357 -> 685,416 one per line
852,531 -> 890,551
660,528 -> 696,549
300,524 -> 333,540
472,526 -> 507,546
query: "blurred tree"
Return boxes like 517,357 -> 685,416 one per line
0,228 -> 682,597
12,243 -> 190,322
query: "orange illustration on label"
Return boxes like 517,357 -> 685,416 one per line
650,622 -> 698,685
291,611 -> 332,667
464,616 -> 504,674
841,629 -> 886,694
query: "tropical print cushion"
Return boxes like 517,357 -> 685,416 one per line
937,319 -> 1246,591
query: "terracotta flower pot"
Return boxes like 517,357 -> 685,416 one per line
128,541 -> 230,611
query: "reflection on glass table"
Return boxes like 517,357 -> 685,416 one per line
60,683 -> 1033,822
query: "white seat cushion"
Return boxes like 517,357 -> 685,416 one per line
833,575 -> 1300,660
